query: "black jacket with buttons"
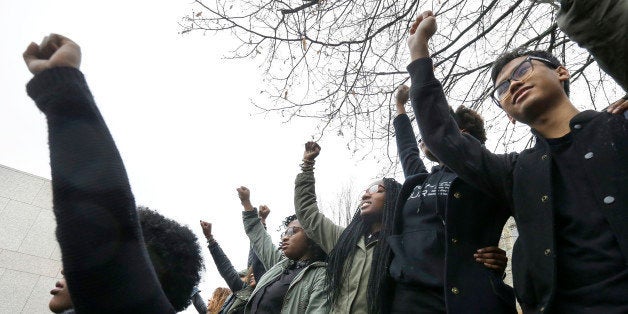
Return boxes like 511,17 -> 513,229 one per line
408,57 -> 628,313
391,113 -> 517,314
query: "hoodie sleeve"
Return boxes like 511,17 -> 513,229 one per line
393,113 -> 429,177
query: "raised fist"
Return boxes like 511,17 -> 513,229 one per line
23,34 -> 81,75
303,141 -> 321,161
396,85 -> 410,105
199,220 -> 212,239
259,205 -> 271,222
237,186 -> 251,203
407,11 -> 437,61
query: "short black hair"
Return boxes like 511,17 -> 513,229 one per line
453,105 -> 487,144
138,207 -> 204,312
491,49 -> 569,96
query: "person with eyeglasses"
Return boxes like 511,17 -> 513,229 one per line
381,85 -> 516,313
294,141 -> 402,314
406,11 -> 628,314
236,186 -> 329,313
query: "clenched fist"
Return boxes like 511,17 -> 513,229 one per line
24,34 -> 81,75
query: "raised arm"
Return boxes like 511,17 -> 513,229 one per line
200,221 -> 246,292
24,34 -> 173,313
555,0 -> 628,91
249,205 -> 270,282
295,142 -> 345,254
393,85 -> 429,177
238,187 -> 283,269
406,12 -> 517,208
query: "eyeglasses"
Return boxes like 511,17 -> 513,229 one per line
491,56 -> 559,107
364,184 -> 385,195
281,226 -> 303,238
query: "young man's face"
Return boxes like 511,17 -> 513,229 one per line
495,56 -> 569,124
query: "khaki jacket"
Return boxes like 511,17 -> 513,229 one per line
295,171 -> 376,314
242,211 -> 329,314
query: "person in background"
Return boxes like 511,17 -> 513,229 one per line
237,187 -> 329,313
200,218 -> 264,314
385,85 -> 515,313
47,208 -> 204,314
207,287 -> 232,314
25,33 -> 203,313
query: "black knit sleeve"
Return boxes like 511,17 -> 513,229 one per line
26,67 -> 175,313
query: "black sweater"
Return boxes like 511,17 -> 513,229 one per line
27,67 -> 175,313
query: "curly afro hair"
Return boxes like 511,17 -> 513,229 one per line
452,105 -> 487,144
281,214 -> 298,228
137,207 -> 204,312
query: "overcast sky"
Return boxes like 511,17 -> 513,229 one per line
0,1 -> 398,311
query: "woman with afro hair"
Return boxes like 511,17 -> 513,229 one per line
294,141 -> 403,314
236,187 -> 329,313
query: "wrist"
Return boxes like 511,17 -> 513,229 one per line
300,159 -> 315,172
410,42 -> 430,61
241,200 -> 254,211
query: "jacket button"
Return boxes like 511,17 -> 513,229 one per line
541,195 -> 549,202
451,287 -> 460,295
544,249 -> 551,256
541,154 -> 548,160
573,124 -> 582,129
584,152 -> 594,159
453,192 -> 462,199
451,238 -> 458,244
604,196 -> 615,204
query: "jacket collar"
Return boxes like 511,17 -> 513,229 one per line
530,110 -> 601,146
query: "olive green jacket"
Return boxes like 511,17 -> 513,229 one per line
242,210 -> 329,314
222,285 -> 253,314
557,0 -> 628,90
295,170 -> 377,314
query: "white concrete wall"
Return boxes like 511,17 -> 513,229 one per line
0,164 -> 60,314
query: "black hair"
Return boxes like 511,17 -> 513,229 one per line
325,178 -> 402,313
282,214 -> 298,228
137,207 -> 204,312
282,214 -> 328,262
491,49 -> 570,96
453,105 -> 487,144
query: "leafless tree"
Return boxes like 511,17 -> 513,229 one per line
319,181 -> 356,226
180,0 -> 623,172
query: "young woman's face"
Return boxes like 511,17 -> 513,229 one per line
280,220 -> 311,261
49,270 -> 73,313
359,180 -> 386,222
